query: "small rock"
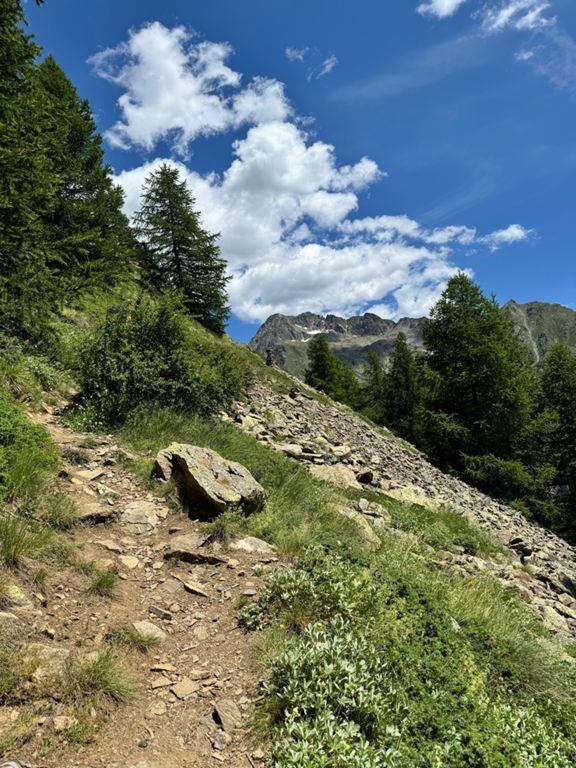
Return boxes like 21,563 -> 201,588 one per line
149,605 -> 172,621
171,677 -> 200,700
119,555 -> 140,570
121,501 -> 159,535
213,698 -> 242,733
132,620 -> 167,642
164,534 -> 226,565
213,729 -> 231,750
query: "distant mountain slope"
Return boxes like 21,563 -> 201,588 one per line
249,302 -> 576,377
503,300 -> 576,364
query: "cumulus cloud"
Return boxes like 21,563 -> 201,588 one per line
104,24 -> 533,324
417,0 -> 469,18
480,223 -> 535,250
90,22 -> 290,154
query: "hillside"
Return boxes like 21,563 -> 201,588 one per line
249,301 -> 576,376
2,362 -> 576,767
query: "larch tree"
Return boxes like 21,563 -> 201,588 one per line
422,273 -> 535,467
134,164 -> 230,335
35,55 -> 133,294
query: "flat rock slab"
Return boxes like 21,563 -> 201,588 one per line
26,643 -> 71,682
121,501 -> 159,535
171,677 -> 200,700
229,536 -> 276,555
309,463 -> 362,491
154,443 -> 266,516
164,533 -> 227,565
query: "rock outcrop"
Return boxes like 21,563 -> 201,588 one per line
154,443 -> 266,516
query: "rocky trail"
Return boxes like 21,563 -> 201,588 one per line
232,382 -> 576,639
2,410 -> 276,768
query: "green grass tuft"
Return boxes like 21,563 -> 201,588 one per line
88,569 -> 119,598
106,625 -> 160,653
64,649 -> 134,705
0,514 -> 53,566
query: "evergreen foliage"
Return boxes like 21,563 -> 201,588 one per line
134,164 -> 230,335
422,274 -> 535,466
0,0 -> 56,338
380,333 -> 422,441
305,334 -> 360,407
0,3 -> 132,339
35,55 -> 133,294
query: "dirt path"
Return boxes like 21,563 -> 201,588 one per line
13,410 -> 272,768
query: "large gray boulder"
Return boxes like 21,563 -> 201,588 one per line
154,443 -> 266,516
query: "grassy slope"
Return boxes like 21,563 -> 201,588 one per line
3,300 -> 576,766
118,405 -> 576,768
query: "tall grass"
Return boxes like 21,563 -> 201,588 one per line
0,515 -> 53,566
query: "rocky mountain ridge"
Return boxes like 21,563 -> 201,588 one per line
249,301 -> 576,377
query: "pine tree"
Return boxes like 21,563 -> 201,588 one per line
134,164 -> 230,335
35,56 -> 133,294
382,333 -> 422,441
305,334 -> 360,406
362,350 -> 387,423
423,274 -> 535,466
541,344 -> 576,519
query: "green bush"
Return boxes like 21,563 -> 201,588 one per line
73,295 -> 250,427
463,454 -> 555,502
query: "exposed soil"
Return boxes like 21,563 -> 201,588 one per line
4,409 -> 273,768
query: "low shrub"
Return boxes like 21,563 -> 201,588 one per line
250,548 -> 576,768
72,295 -> 251,428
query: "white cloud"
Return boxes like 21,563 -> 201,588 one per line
481,1 -> 555,33
515,48 -> 536,61
106,24 -> 533,324
417,0 -> 469,18
285,46 -> 308,62
480,223 -> 534,250
90,22 -> 290,154
312,55 -> 339,80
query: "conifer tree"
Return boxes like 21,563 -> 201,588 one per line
541,344 -> 576,519
362,350 -> 387,423
0,0 -> 56,337
35,56 -> 133,294
305,334 -> 360,406
382,333 -> 422,441
134,164 -> 230,335
423,274 -> 534,466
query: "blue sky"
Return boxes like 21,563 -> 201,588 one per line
27,0 -> 576,341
